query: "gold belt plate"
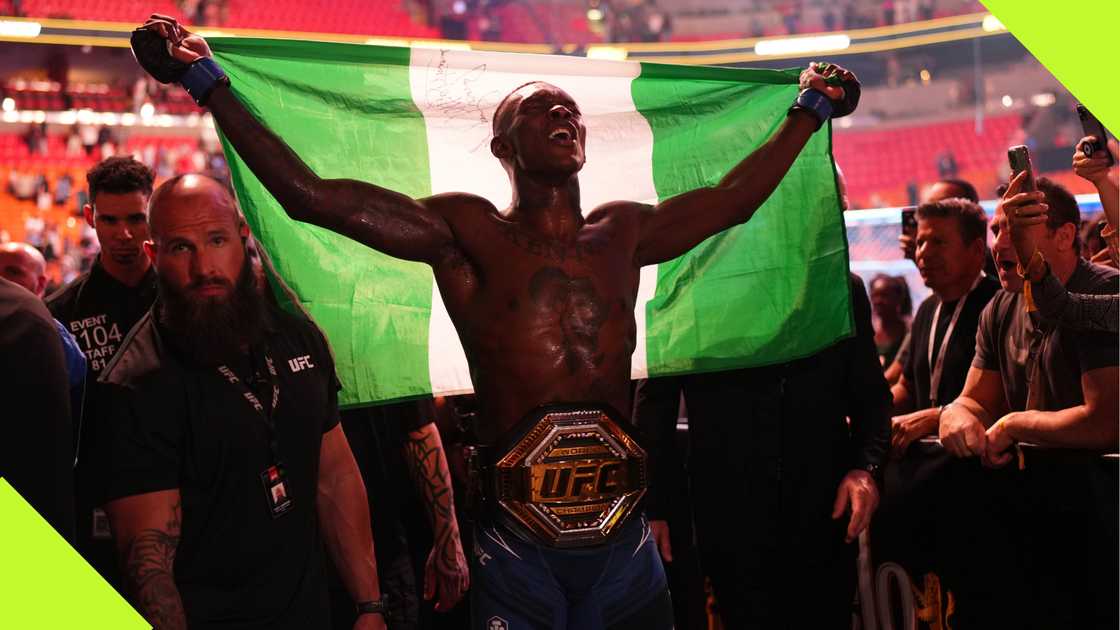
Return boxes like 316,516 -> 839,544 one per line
493,406 -> 647,547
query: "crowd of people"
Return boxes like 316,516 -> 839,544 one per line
1,14 -> 1116,630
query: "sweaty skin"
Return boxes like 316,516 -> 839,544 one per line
141,16 -> 851,443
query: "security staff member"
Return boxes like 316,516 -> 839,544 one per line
48,156 -> 158,375
95,174 -> 386,630
634,273 -> 891,628
46,156 -> 158,592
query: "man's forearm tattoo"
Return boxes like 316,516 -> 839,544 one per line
404,428 -> 459,570
124,501 -> 187,630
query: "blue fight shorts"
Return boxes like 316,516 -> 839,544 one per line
471,516 -> 674,630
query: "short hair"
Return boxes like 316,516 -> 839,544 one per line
492,81 -> 555,136
936,178 -> 979,203
915,198 -> 988,246
86,156 -> 155,202
996,176 -> 1081,251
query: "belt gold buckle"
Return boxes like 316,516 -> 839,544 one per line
493,406 -> 647,548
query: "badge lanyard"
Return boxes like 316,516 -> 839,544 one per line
927,275 -> 983,407
217,349 -> 281,460
217,349 -> 293,519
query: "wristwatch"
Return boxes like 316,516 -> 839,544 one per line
356,598 -> 388,617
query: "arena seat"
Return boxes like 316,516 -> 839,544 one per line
16,0 -> 185,22
833,114 -> 1023,208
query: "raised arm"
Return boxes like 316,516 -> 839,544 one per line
634,63 -> 859,266
136,16 -> 456,266
104,489 -> 186,630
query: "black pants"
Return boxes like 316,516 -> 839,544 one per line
688,404 -> 857,629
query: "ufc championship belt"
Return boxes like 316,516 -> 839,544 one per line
476,404 -> 648,548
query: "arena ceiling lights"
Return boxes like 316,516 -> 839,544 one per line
754,34 -> 850,57
0,19 -> 41,38
0,12 -> 1011,67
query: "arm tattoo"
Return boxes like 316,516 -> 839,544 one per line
403,428 -> 459,572
124,501 -> 187,630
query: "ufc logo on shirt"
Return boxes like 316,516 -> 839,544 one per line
288,355 -> 315,372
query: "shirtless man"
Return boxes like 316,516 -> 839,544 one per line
135,15 -> 858,629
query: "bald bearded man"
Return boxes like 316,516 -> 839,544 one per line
96,174 -> 386,630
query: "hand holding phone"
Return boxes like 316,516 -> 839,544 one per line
1076,104 -> 1115,166
1007,145 -> 1035,193
899,207 -> 917,261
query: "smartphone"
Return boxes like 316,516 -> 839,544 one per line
900,207 -> 917,236
1076,104 -> 1115,166
1007,145 -> 1035,193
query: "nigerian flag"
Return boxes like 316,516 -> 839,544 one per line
208,38 -> 853,407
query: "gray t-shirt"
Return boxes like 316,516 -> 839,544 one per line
973,258 -> 1118,412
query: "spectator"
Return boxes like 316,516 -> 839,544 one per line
95,175 -> 386,629
1003,138 -> 1119,332
66,126 -> 84,157
938,175 -> 1117,459
1075,136 -> 1119,266
941,174 -> 1118,629
889,198 -> 998,451
79,123 -> 98,155
888,177 -> 982,386
876,199 -> 1010,628
936,149 -> 959,179
55,173 -> 73,207
869,273 -> 911,366
24,122 -> 48,156
10,168 -> 38,200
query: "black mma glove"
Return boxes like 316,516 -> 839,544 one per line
789,62 -> 861,130
130,28 -> 228,106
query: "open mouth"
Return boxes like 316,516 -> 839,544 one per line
548,127 -> 576,145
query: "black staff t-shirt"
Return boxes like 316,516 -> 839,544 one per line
96,304 -> 341,630
46,257 -> 158,374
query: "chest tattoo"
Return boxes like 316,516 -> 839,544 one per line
497,222 -> 605,263
529,267 -> 610,374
